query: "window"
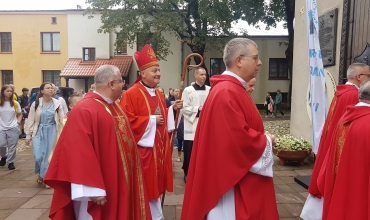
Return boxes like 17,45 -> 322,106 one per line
43,70 -> 61,86
210,58 -> 226,76
269,58 -> 288,79
52,17 -> 57,24
0,32 -> 12,52
1,70 -> 13,85
116,33 -> 127,55
42,32 -> 60,52
137,33 -> 153,51
83,48 -> 95,61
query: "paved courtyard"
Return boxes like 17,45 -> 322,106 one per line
0,117 -> 312,220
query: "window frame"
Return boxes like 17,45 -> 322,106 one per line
1,70 -> 13,85
52,17 -> 57,24
82,48 -> 96,61
268,58 -> 289,80
0,32 -> 12,52
42,70 -> 61,86
41,32 -> 60,52
210,58 -> 226,76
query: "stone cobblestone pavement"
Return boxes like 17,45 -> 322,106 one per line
0,118 -> 312,220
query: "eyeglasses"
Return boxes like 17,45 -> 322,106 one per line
359,73 -> 370,78
240,54 -> 260,62
112,79 -> 124,83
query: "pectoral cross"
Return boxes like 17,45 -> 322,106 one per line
154,106 -> 161,115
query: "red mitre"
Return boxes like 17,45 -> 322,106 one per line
134,44 -> 159,83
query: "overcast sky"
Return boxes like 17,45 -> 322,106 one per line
0,0 -> 288,35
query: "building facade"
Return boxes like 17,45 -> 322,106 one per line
0,10 -> 289,105
0,11 -> 68,92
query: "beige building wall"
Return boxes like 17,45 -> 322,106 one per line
184,37 -> 289,104
290,0 -> 344,141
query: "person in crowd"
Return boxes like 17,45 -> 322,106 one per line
168,88 -> 174,101
0,85 -> 22,170
246,78 -> 256,95
274,89 -> 284,117
29,92 -> 38,106
120,44 -> 183,219
181,38 -> 278,220
9,84 -> 18,101
314,79 -> 370,220
80,89 -> 86,97
55,89 -> 68,116
301,63 -> 370,220
157,86 -> 171,107
18,87 -> 29,138
182,67 -> 210,182
67,94 -> 83,115
264,92 -> 274,118
25,83 -> 64,188
44,65 -> 150,220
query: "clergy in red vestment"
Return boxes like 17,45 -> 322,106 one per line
301,63 -> 370,220
44,65 -> 151,220
315,80 -> 370,220
181,38 -> 279,220
119,44 -> 183,220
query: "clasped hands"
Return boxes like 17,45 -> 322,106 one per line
265,131 -> 277,147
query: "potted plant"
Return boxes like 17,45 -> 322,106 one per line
273,135 -> 312,166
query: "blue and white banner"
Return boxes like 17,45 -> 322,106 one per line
307,0 -> 326,154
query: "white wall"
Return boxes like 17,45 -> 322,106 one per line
67,12 -> 111,59
68,78 -> 94,92
290,0 -> 344,141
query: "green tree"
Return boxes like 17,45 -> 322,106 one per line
86,0 -> 267,84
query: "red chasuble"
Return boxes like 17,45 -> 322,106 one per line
317,105 -> 370,220
120,82 -> 173,200
181,75 -> 278,220
308,84 -> 358,198
44,93 -> 151,220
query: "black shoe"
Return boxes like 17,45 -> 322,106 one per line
0,157 -> 6,166
8,163 -> 15,170
19,133 -> 26,139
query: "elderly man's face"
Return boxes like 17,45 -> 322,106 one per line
239,45 -> 262,82
111,71 -> 124,101
142,66 -> 161,87
246,78 -> 256,95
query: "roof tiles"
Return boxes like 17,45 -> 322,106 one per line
60,56 -> 132,77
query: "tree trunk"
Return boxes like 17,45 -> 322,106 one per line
284,0 -> 295,108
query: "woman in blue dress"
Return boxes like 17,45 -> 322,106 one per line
25,83 -> 64,187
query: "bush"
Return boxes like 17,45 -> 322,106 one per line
275,135 -> 312,151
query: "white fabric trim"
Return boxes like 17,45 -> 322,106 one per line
167,105 -> 182,132
207,187 -> 236,220
345,82 -> 359,89
137,116 -> 156,147
249,135 -> 274,177
71,184 -> 106,220
149,198 -> 164,220
140,82 -> 157,96
222,71 -> 247,87
355,102 -> 370,107
300,194 -> 323,220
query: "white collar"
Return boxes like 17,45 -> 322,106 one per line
93,91 -> 114,104
355,102 -> 370,107
222,71 -> 247,87
140,82 -> 156,97
345,82 -> 359,89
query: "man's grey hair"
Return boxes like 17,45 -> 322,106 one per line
195,67 -> 206,74
94,65 -> 120,86
359,79 -> 370,101
223,38 -> 258,68
347,63 -> 369,79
